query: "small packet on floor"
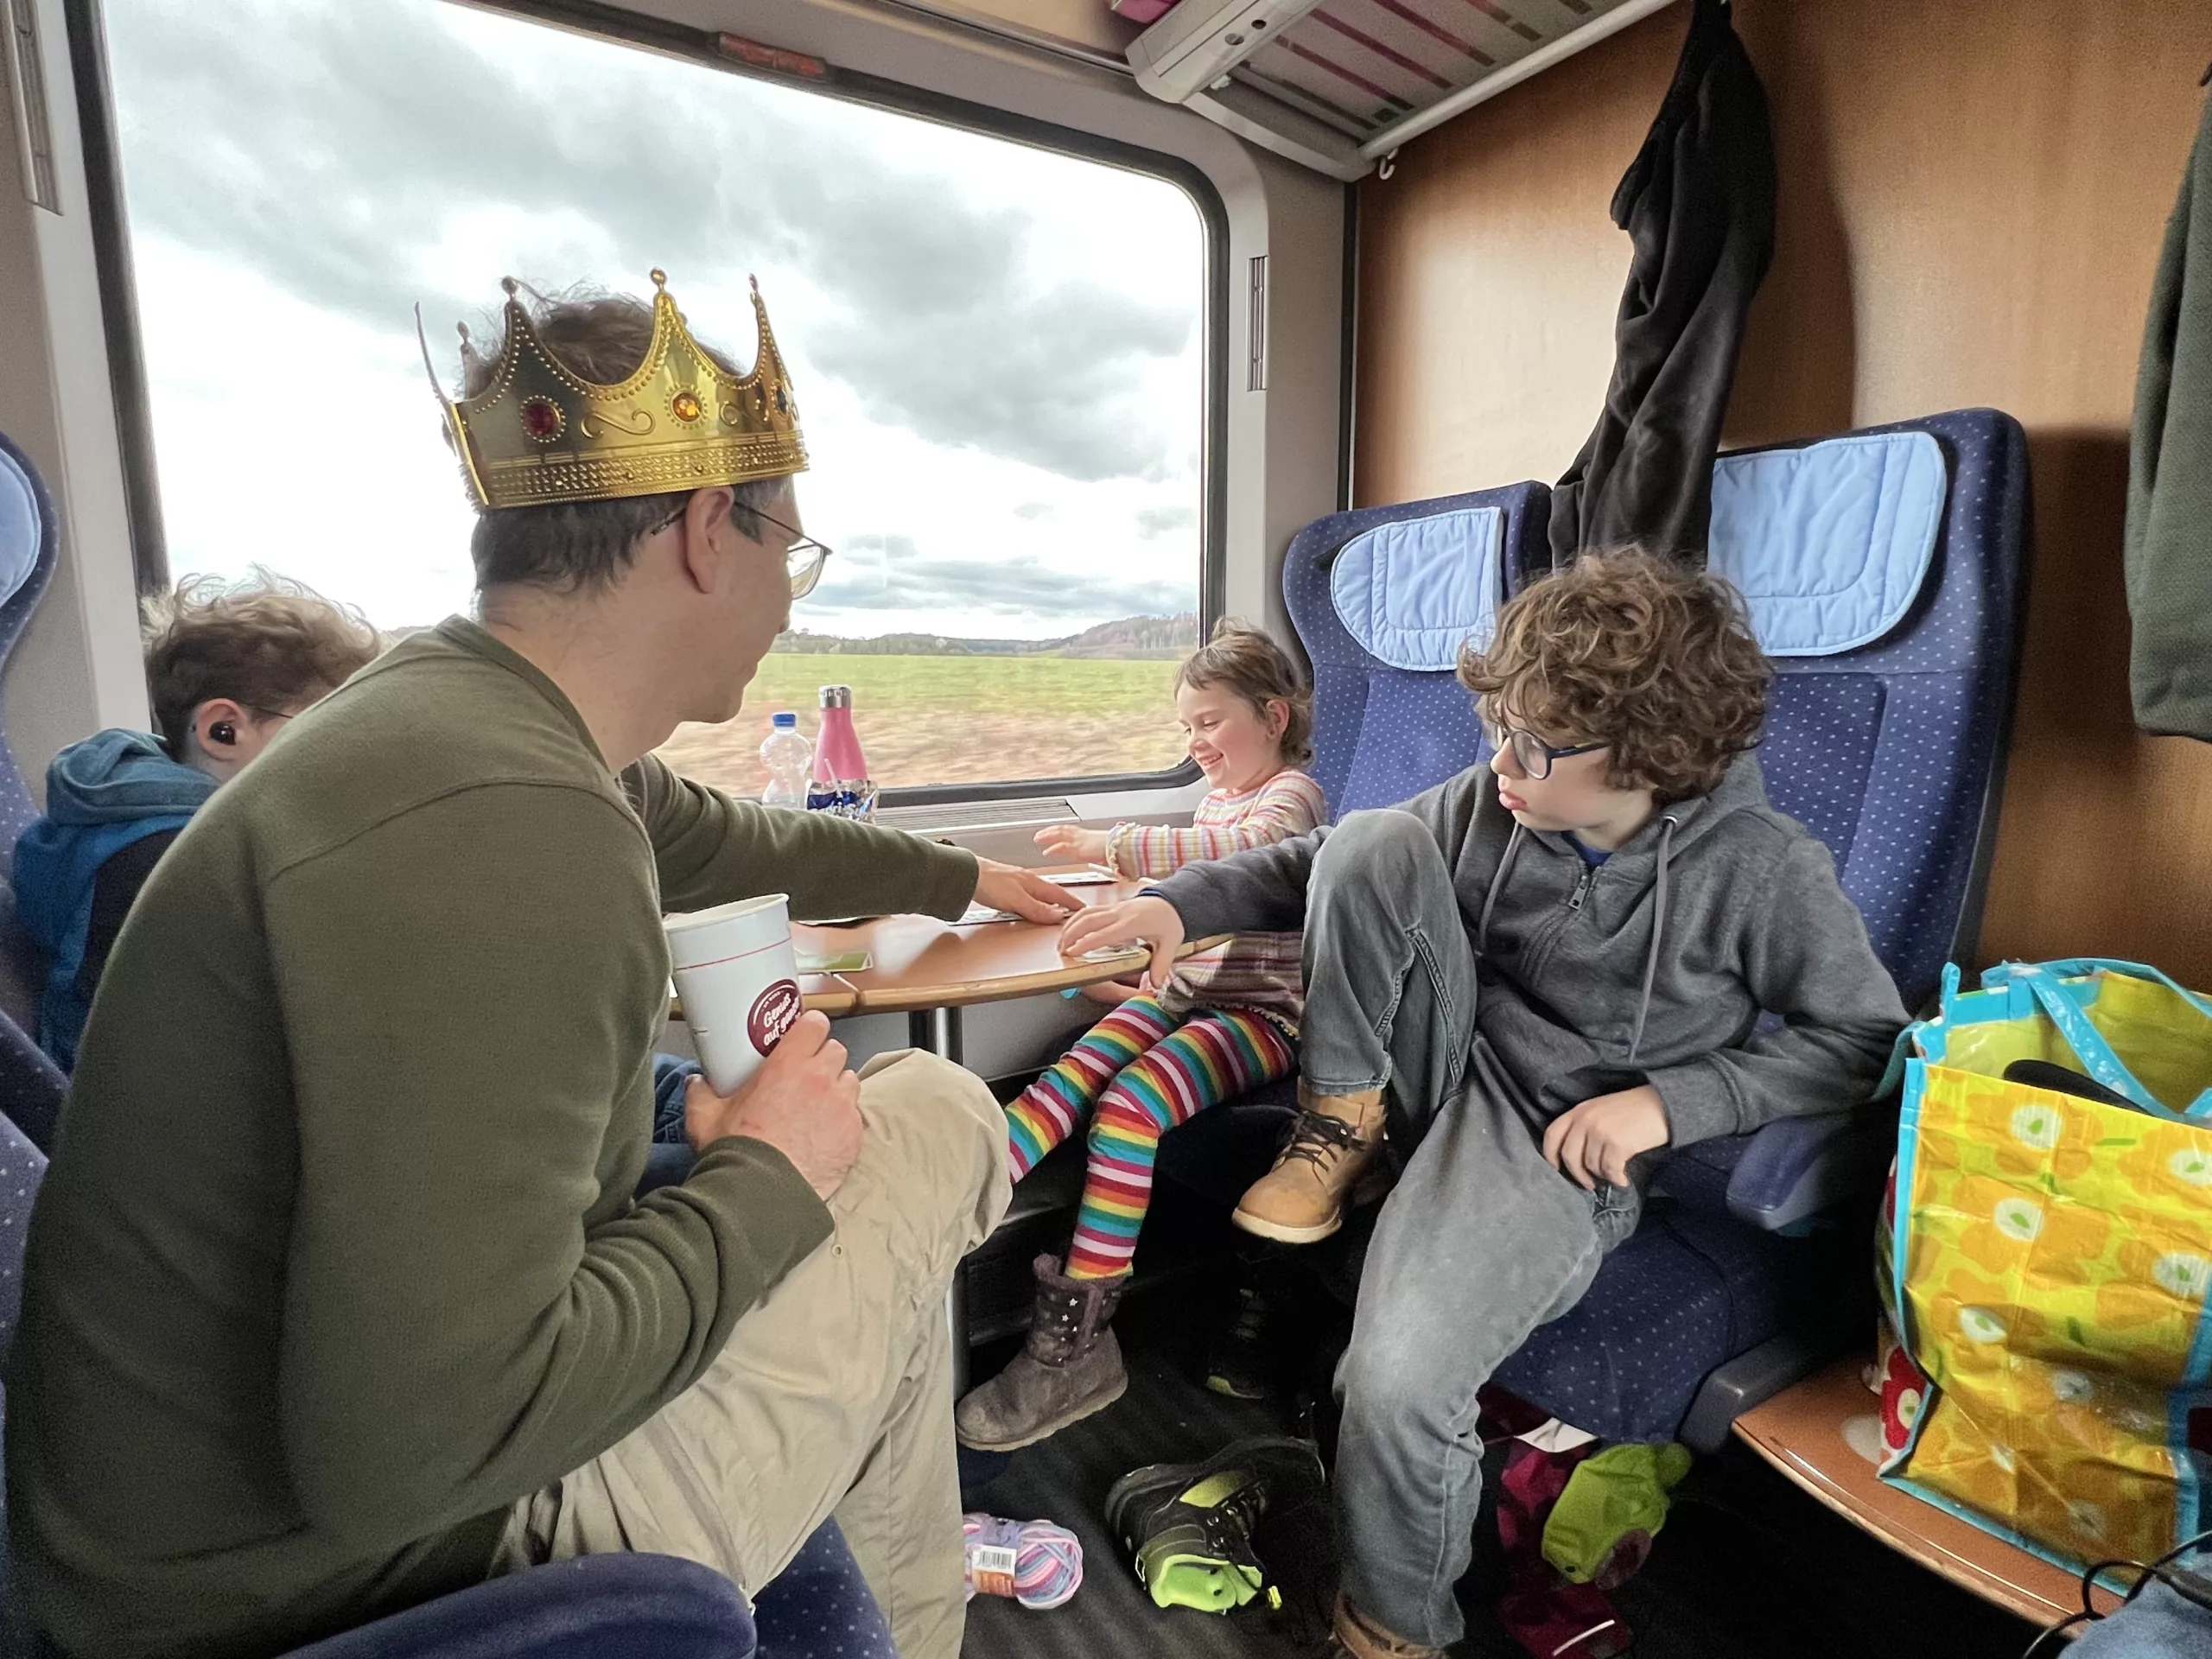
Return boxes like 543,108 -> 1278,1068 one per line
962,1513 -> 1082,1609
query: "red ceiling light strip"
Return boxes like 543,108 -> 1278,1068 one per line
1455,0 -> 1544,43
1363,0 -> 1496,65
1311,9 -> 1452,87
1281,38 -> 1414,111
1238,60 -> 1387,130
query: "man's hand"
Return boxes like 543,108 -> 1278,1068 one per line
1059,895 -> 1185,994
973,858 -> 1075,925
1541,1084 -> 1670,1190
1033,824 -> 1112,865
683,1011 -> 861,1200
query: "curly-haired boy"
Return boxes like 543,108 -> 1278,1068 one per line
1065,549 -> 1908,1657
14,570 -> 381,1070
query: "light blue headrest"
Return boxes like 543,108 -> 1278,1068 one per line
1709,429 -> 1947,657
0,446 -> 41,610
1329,506 -> 1503,671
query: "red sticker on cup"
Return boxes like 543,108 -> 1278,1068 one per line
747,979 -> 804,1055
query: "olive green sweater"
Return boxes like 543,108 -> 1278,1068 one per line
2128,87 -> 2212,740
4,620 -> 980,1658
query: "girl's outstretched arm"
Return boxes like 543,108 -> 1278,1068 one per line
1106,772 -> 1326,878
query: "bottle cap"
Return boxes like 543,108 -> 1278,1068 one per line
771,711 -> 798,728
819,685 -> 853,709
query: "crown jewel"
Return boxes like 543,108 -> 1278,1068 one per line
421,270 -> 808,511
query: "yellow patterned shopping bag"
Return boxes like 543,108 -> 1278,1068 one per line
1882,959 -> 2212,1579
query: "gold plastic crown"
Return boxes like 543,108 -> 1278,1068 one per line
422,270 -> 808,511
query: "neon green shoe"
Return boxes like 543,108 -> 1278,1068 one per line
1103,1435 -> 1325,1614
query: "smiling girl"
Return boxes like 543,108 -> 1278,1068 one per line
953,621 -> 1325,1451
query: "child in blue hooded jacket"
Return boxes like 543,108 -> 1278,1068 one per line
14,572 -> 379,1069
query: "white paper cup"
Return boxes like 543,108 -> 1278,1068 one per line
666,893 -> 804,1094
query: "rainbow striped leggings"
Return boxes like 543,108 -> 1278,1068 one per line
1004,995 -> 1297,1280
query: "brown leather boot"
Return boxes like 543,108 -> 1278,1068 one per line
1332,1595 -> 1445,1659
954,1255 -> 1128,1452
1231,1086 -> 1386,1244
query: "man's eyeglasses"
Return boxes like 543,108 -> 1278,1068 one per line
1479,715 -> 1607,780
647,499 -> 834,599
753,505 -> 832,600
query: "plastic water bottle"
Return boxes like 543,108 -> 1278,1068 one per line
759,712 -> 812,809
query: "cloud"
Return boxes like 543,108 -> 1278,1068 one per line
103,0 -> 1201,484
1013,501 -> 1055,520
1135,505 -> 1197,537
814,542 -> 1186,620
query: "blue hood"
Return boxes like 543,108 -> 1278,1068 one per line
38,728 -> 217,828
16,729 -> 213,952
14,731 -> 213,1068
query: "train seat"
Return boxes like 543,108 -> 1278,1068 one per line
0,435 -> 61,1046
1161,409 -> 2031,1449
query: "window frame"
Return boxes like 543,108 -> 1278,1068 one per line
67,0 -> 1228,806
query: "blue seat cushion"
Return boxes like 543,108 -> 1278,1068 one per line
752,1517 -> 895,1659
1758,674 -> 1884,870
1328,506 -> 1503,669
0,432 -> 61,891
1709,428 -> 1947,656
0,448 -> 39,614
1491,1205 -> 1837,1443
1285,482 -> 1550,817
279,1555 -> 755,1659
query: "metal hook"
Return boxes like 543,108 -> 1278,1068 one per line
1377,147 -> 1399,181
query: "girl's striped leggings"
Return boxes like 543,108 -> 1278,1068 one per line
1003,995 -> 1296,1280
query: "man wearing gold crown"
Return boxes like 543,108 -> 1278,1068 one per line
6,274 -> 1068,1659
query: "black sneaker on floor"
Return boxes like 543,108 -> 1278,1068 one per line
1204,1282 -> 1278,1400
1103,1434 -> 1326,1613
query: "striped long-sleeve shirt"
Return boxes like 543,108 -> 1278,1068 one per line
1106,769 -> 1325,1024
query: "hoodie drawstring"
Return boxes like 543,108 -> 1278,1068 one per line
1476,823 -> 1525,958
1628,815 -> 1679,1064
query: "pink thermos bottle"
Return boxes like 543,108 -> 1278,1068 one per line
812,684 -> 869,786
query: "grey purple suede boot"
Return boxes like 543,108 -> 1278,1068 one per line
954,1254 -> 1128,1452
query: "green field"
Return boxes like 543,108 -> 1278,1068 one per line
656,654 -> 1187,792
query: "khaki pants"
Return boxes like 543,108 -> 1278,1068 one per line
498,1049 -> 1011,1659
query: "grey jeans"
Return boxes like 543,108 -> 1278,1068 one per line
1305,812 -> 1640,1649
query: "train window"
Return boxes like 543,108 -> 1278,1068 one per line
99,0 -> 1213,798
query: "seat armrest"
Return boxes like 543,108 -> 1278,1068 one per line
280,1555 -> 753,1659
1722,1108 -> 1897,1231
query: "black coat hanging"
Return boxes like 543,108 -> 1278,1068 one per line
1547,0 -> 1777,570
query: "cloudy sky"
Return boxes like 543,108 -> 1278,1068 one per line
102,0 -> 1206,638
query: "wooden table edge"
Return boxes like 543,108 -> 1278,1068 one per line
693,937 -> 1233,1023
1732,1371 -> 2121,1628
838,934 -> 1232,1015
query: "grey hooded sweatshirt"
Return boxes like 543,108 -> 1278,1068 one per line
1150,754 -> 1906,1147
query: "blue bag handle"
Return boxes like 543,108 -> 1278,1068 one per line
1982,957 -> 2212,1017
1980,960 -> 2212,1122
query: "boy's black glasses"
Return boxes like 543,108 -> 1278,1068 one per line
1480,717 -> 1607,780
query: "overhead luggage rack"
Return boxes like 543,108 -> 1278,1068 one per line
1127,0 -> 1679,179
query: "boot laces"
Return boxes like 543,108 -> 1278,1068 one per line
1281,1108 -> 1370,1171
